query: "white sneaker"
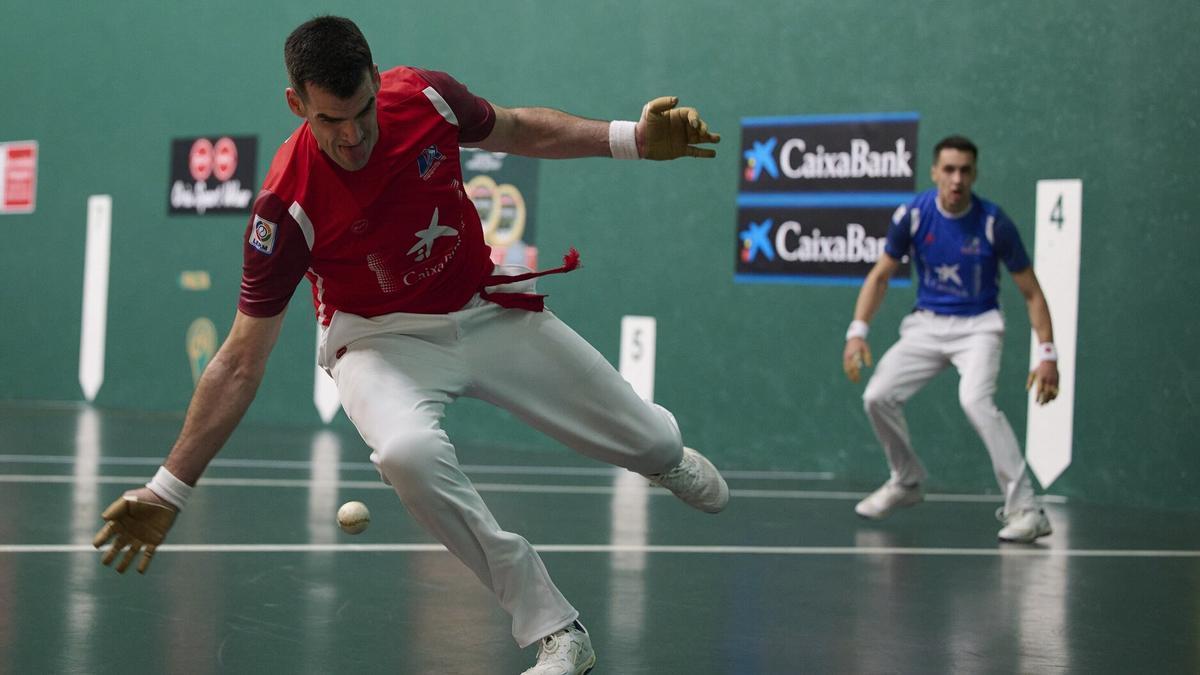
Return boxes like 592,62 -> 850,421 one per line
645,446 -> 729,513
997,508 -> 1053,543
855,481 -> 923,520
522,621 -> 596,675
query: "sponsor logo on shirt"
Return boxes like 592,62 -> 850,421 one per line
417,145 -> 446,180
934,263 -> 963,286
249,215 -> 277,255
407,208 -> 457,261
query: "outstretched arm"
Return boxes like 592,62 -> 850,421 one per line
1011,267 -> 1060,404
469,96 -> 720,160
163,309 -> 288,482
842,253 -> 900,383
93,309 -> 286,573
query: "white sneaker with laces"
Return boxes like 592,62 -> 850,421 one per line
855,481 -> 924,520
522,620 -> 596,675
645,446 -> 729,513
997,508 -> 1053,543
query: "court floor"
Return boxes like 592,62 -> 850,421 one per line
1,402 -> 1198,674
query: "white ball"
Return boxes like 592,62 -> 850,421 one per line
337,501 -> 370,534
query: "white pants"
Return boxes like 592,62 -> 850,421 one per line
320,282 -> 684,648
862,309 -> 1037,514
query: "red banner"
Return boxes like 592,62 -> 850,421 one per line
1,141 -> 38,214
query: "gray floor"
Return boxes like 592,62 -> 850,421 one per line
1,403 -> 1198,674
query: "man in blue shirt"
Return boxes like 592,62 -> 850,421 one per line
841,135 -> 1060,543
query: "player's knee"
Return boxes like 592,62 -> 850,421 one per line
373,429 -> 448,483
862,388 -> 893,415
959,394 -> 999,422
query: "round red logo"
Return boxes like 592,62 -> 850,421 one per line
189,138 -> 214,182
213,137 -> 238,182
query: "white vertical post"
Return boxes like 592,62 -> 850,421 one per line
619,315 -> 657,402
314,323 -> 341,423
79,195 -> 112,401
1026,179 -> 1082,488
610,314 -> 657,652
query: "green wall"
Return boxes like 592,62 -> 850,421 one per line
2,1 -> 1197,510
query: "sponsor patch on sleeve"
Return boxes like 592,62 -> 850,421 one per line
249,215 -> 277,255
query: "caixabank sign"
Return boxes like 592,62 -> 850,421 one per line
168,135 -> 256,216
735,112 -> 917,285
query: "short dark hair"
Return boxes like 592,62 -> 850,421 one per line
932,135 -> 978,164
284,16 -> 374,99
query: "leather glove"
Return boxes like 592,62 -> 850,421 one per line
843,338 -> 873,384
639,96 -> 721,160
93,494 -> 178,574
1026,364 -> 1060,405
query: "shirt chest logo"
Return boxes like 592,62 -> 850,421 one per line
417,145 -> 446,180
408,208 -> 458,261
934,263 -> 962,286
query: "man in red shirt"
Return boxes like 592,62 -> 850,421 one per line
94,15 -> 724,675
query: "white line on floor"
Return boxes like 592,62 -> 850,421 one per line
0,543 -> 1195,558
0,473 -> 1066,503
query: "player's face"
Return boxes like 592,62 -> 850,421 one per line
931,149 -> 976,213
287,67 -> 382,171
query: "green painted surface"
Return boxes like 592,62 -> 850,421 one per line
1,405 -> 1199,674
0,3 -> 1197,510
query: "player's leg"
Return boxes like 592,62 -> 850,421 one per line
861,312 -> 948,489
331,328 -> 578,648
460,305 -> 726,512
947,312 -> 1050,541
854,312 -> 949,519
456,304 -> 715,674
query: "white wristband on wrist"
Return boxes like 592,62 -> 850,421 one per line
1036,342 -> 1058,362
845,319 -> 869,341
146,466 -> 193,509
609,120 -> 640,160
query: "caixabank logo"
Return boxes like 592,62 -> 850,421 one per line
168,135 -> 256,216
740,113 -> 918,193
737,207 -> 909,282
735,112 -> 917,285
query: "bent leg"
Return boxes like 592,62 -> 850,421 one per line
862,316 -> 947,485
333,334 -> 577,647
950,330 -> 1038,514
462,308 -> 684,476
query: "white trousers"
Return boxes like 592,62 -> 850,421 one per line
320,285 -> 684,648
862,309 -> 1037,514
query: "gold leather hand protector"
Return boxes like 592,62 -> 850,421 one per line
93,496 -> 178,574
844,343 -> 874,384
1026,371 -> 1059,406
641,96 -> 721,160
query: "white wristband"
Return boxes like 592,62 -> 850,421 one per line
845,319 -> 869,341
146,466 -> 193,509
609,120 -> 640,160
1036,342 -> 1058,362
